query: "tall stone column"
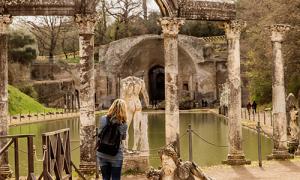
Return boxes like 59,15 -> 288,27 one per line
267,24 -> 293,160
160,17 -> 184,151
0,15 -> 12,177
223,20 -> 250,165
75,14 -> 98,174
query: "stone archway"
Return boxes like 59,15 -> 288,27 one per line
155,0 -> 177,17
149,65 -> 165,104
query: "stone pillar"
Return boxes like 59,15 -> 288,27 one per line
267,24 -> 293,160
223,20 -> 250,165
0,15 -> 12,178
160,17 -> 184,150
75,14 -> 98,174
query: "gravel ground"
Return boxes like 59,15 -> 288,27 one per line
204,159 -> 300,180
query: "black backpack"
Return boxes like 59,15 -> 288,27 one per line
97,117 -> 121,156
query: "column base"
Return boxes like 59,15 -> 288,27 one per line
295,146 -> 300,156
222,154 -> 251,166
79,162 -> 96,175
0,164 -> 12,179
288,141 -> 299,154
267,149 -> 294,160
123,151 -> 149,173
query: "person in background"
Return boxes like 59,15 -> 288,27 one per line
247,102 -> 252,116
252,100 -> 257,114
97,99 -> 128,180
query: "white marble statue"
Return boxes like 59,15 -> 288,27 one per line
290,107 -> 299,141
220,82 -> 229,107
120,76 -> 150,151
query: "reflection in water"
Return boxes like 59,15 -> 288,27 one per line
8,113 -> 272,176
138,113 -> 149,154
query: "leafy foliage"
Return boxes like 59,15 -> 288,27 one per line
181,21 -> 224,37
8,30 -> 37,65
237,0 -> 300,103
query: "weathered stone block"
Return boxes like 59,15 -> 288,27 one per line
123,153 -> 149,173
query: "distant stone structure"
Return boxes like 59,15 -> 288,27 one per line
120,76 -> 149,151
97,34 -> 229,108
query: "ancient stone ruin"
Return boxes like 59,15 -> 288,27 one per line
147,143 -> 212,180
1,0 -> 269,176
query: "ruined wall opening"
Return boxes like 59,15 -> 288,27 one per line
148,65 -> 165,104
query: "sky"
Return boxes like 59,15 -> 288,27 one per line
148,0 -> 160,12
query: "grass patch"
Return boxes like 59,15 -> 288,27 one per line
59,56 -> 80,64
8,85 -> 54,115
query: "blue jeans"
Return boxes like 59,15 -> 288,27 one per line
98,157 -> 123,180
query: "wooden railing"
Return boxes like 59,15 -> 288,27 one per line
0,129 -> 89,179
39,128 -> 86,180
0,134 -> 35,180
39,129 -> 71,180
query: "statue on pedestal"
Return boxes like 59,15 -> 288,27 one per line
290,107 -> 299,141
120,76 -> 150,151
287,93 -> 298,136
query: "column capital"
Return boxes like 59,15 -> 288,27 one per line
0,15 -> 13,34
74,14 -> 99,35
159,17 -> 185,37
269,24 -> 291,43
224,20 -> 247,40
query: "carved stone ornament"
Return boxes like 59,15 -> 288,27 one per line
159,17 -> 185,37
269,24 -> 291,42
224,20 -> 247,39
0,15 -> 12,34
75,14 -> 99,35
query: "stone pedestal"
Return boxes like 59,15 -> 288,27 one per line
75,14 -> 98,174
222,20 -> 250,165
267,24 -> 293,160
0,15 -> 12,177
160,17 -> 184,150
123,152 -> 149,173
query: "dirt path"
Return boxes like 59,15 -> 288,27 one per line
204,159 -> 300,180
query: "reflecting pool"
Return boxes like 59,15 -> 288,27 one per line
8,112 -> 273,176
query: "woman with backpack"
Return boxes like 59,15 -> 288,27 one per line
97,99 -> 128,180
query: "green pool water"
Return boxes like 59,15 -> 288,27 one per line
8,112 -> 273,176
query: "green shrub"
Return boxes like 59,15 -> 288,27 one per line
18,85 -> 38,100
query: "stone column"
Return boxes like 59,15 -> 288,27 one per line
223,20 -> 250,165
0,15 -> 12,178
267,24 -> 293,160
75,14 -> 98,174
160,17 -> 184,150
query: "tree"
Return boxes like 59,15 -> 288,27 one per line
237,0 -> 300,103
95,0 -> 110,45
60,25 -> 79,59
106,0 -> 143,38
25,16 -> 67,63
143,0 -> 147,20
181,21 -> 224,37
8,30 -> 37,65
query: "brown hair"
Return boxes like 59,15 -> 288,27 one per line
107,99 -> 127,123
